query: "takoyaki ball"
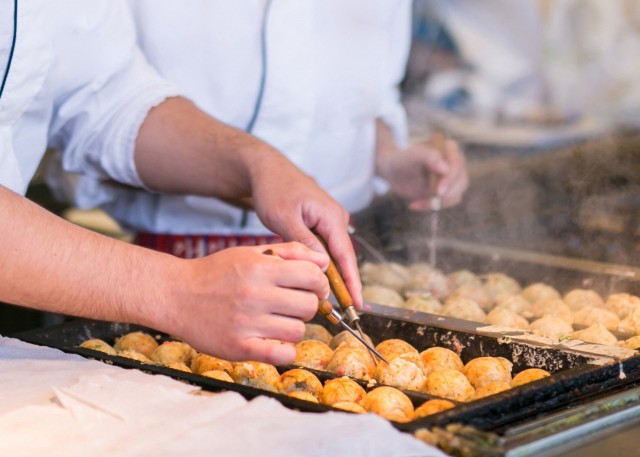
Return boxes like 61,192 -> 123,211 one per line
374,353 -> 427,392
375,339 -> 419,361
419,347 -> 464,375
617,305 -> 640,335
201,370 -> 234,383
486,308 -> 529,330
80,339 -> 117,355
570,324 -> 618,346
522,283 -> 561,305
294,339 -> 334,371
413,399 -> 456,419
279,368 -> 324,400
441,297 -> 487,323
118,349 -> 152,363
530,298 -> 573,324
494,294 -> 532,318
573,306 -> 620,331
326,344 -> 376,380
328,330 -> 374,351
511,368 -> 550,387
407,262 -> 436,277
402,294 -> 443,314
618,335 -> 640,350
606,293 -> 640,319
463,357 -> 512,389
287,391 -> 319,404
449,284 -> 492,311
303,323 -> 333,345
474,381 -> 511,400
231,361 -> 281,393
113,331 -> 158,358
529,315 -> 573,339
362,285 -> 404,307
164,362 -> 192,372
150,341 -> 197,365
496,357 -> 513,374
321,376 -> 367,407
403,266 -> 450,300
363,386 -> 414,423
190,353 -> 233,375
332,401 -> 366,413
482,273 -> 521,304
360,262 -> 410,291
424,369 -> 475,402
448,270 -> 482,290
563,289 -> 604,311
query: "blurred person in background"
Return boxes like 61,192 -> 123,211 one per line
0,0 -> 369,365
409,0 -> 640,133
47,0 -> 468,264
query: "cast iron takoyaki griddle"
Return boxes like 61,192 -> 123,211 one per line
14,309 -> 640,434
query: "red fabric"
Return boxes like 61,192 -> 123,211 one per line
135,233 -> 283,259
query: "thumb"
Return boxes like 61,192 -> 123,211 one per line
281,222 -> 328,268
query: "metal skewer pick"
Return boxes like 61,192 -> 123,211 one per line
262,248 -> 387,364
313,232 -> 382,365
317,299 -> 388,364
428,132 -> 446,269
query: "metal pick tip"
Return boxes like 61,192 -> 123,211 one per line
353,321 -> 388,364
430,195 -> 442,211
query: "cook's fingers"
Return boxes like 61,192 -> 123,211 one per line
436,139 -> 467,195
241,336 -> 297,366
261,241 -> 328,268
245,312 -> 309,343
313,223 -> 362,309
260,254 -> 331,302
264,287 -> 322,322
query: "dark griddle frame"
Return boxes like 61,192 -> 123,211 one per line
15,306 -> 640,434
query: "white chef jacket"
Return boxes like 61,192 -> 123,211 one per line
0,0 -> 179,196
68,0 -> 412,235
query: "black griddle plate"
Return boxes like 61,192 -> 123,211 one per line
15,304 -> 640,434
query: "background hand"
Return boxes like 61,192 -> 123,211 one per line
375,121 -> 468,211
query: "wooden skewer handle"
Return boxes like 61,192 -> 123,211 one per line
325,257 -> 354,309
431,131 -> 447,155
313,233 -> 354,308
317,299 -> 340,325
430,131 -> 447,210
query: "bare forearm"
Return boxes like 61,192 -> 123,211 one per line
132,97 -> 361,309
0,185 -> 175,328
134,97 -> 288,199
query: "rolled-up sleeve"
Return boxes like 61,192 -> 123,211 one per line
46,0 -> 182,189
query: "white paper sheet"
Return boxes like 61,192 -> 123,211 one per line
0,336 -> 444,457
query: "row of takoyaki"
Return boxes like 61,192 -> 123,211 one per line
360,262 -> 640,348
80,325 -> 551,423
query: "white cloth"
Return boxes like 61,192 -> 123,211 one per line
0,336 -> 443,457
63,0 -> 412,235
0,0 -> 180,196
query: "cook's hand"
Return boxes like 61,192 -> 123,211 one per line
250,161 -> 362,310
135,98 -> 362,309
161,242 -> 330,365
384,139 -> 468,210
375,121 -> 468,210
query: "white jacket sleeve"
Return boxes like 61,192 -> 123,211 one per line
377,0 -> 412,149
45,0 -> 182,189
